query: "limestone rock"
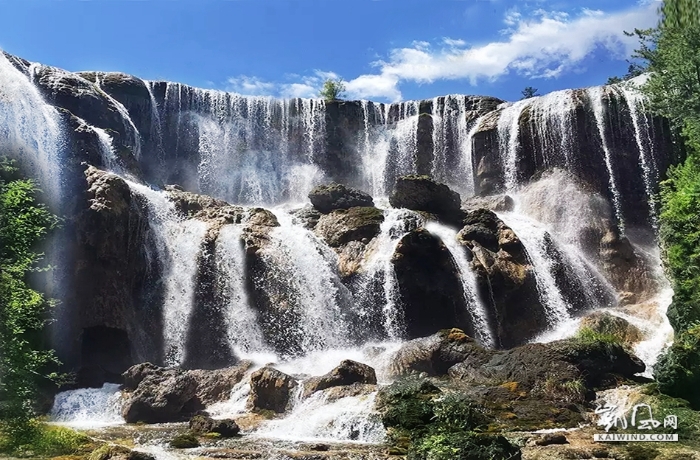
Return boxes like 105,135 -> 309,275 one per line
121,367 -> 198,423
388,329 -> 491,377
389,175 -> 461,221
302,360 -> 377,397
308,183 -> 374,214
463,194 -> 514,212
189,414 -> 240,437
314,206 -> 384,247
247,367 -> 298,413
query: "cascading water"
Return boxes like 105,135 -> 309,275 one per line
353,209 -> 424,340
216,224 -> 267,355
0,52 -> 64,208
259,211 -> 353,353
128,182 -> 208,366
527,89 -> 576,170
49,384 -> 124,428
587,86 -> 625,232
93,73 -> 143,158
425,222 -> 494,347
497,99 -> 530,191
497,212 -> 572,326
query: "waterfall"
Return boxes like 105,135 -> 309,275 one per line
128,182 -> 207,366
143,79 -> 165,161
49,384 -> 124,428
354,209 -> 424,340
497,212 -> 572,325
616,83 -> 659,230
425,222 -> 494,347
216,224 -> 267,354
359,100 -> 391,198
587,86 -> 625,233
0,52 -> 64,208
527,90 -> 576,170
497,99 -> 530,191
430,95 -> 479,195
260,211 -> 352,352
92,73 -> 143,159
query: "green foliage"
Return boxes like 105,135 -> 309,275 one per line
319,78 -> 346,101
410,432 -> 520,460
520,86 -> 540,99
606,63 -> 646,85
0,421 -> 90,457
654,325 -> 700,409
625,444 -> 660,460
0,158 -> 61,446
574,326 -> 622,346
378,378 -> 520,460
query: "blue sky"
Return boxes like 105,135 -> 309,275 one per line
0,0 -> 659,102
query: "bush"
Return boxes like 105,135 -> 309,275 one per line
319,78 -> 346,101
574,326 -> 622,346
410,431 -> 521,460
654,325 -> 700,409
0,422 -> 90,457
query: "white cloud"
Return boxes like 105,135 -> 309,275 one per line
226,75 -> 276,95
227,3 -> 658,102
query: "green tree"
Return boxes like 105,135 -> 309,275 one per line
319,78 -> 346,101
633,0 -> 700,407
520,86 -> 540,99
0,158 -> 61,448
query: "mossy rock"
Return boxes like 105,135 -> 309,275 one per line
89,444 -> 155,460
169,433 -> 200,449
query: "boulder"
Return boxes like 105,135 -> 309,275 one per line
463,194 -> 515,212
302,360 -> 377,397
88,444 -> 156,460
120,362 -> 251,423
121,367 -> 198,423
247,367 -> 298,413
322,383 -> 378,403
290,205 -> 322,230
534,433 -> 569,446
308,183 -> 374,214
579,312 -> 643,344
388,329 -> 492,377
389,175 -> 461,221
189,414 -> 240,437
314,206 -> 384,247
170,433 -> 200,449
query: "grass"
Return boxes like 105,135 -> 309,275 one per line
0,421 -> 93,458
574,326 -> 622,345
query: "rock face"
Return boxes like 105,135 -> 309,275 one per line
457,210 -> 545,348
579,312 -> 642,344
389,175 -> 462,222
392,229 -> 475,339
247,367 -> 298,413
120,362 -> 251,423
302,360 -> 377,397
308,183 -> 374,213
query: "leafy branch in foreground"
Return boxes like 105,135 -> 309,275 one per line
0,157 -> 62,449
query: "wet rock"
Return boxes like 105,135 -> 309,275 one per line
88,444 -> 156,460
388,329 -> 491,377
170,433 -> 200,449
389,175 -> 462,222
314,206 -> 384,247
291,205 -> 323,230
308,183 -> 374,214
463,194 -> 515,212
579,312 -> 642,344
121,367 -> 198,423
187,361 -> 253,406
392,229 -> 475,339
302,360 -> 377,397
189,414 -> 240,437
121,362 -> 251,422
247,367 -> 298,413
534,433 -> 569,446
322,383 -> 378,403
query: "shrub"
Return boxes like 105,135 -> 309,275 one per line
654,325 -> 700,409
410,431 -> 521,460
319,78 -> 346,101
574,326 -> 622,346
